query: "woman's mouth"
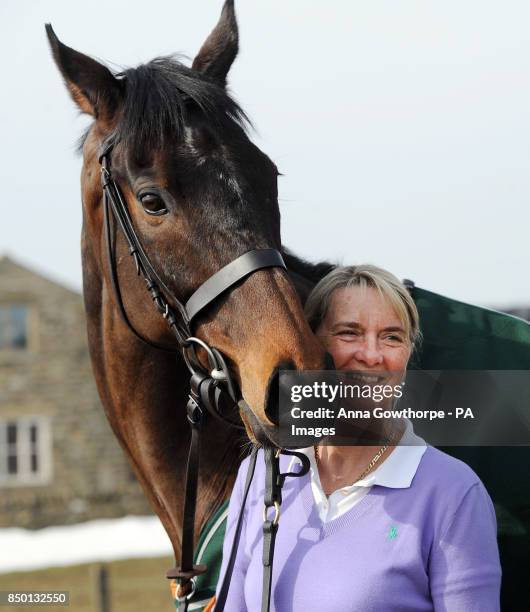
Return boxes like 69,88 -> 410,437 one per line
345,372 -> 387,384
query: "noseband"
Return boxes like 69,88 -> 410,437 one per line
99,140 -> 309,612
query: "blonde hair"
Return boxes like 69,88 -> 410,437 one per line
304,264 -> 421,346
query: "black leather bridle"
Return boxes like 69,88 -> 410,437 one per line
99,140 -> 309,612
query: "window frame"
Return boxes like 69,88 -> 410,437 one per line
0,416 -> 52,487
0,301 -> 38,353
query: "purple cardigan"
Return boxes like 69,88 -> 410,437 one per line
216,446 -> 501,611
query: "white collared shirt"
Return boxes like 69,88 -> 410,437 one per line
288,419 -> 427,523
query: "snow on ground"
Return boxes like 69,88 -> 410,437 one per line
0,515 -> 173,574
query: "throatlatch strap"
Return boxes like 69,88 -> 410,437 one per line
214,447 -> 259,611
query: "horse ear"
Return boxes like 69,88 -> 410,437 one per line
45,24 -> 122,122
192,0 -> 238,86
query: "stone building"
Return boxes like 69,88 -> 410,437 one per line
0,255 -> 151,529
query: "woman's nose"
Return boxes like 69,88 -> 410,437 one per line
353,339 -> 384,368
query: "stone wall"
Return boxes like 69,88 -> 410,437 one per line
0,256 -> 152,528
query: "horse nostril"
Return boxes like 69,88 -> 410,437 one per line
265,361 -> 296,426
265,356 -> 331,426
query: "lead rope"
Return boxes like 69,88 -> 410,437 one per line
214,447 -> 259,610
261,449 -> 310,612
261,446 -> 282,611
214,449 -> 310,612
167,376 -> 207,611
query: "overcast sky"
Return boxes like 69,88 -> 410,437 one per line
1,0 -> 529,308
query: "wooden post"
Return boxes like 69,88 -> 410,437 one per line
96,564 -> 111,612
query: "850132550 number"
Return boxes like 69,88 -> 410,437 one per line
0,591 -> 69,606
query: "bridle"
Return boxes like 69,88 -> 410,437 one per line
100,139 -> 285,421
98,140 -> 310,612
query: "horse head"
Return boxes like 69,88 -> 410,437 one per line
46,1 -> 327,450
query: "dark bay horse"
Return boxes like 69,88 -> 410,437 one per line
46,0 -> 332,560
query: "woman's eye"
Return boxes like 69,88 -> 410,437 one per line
336,330 -> 359,340
139,193 -> 168,216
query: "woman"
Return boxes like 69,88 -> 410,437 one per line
214,264 -> 501,611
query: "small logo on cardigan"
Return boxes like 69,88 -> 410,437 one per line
387,526 -> 398,540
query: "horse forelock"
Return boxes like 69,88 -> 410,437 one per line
116,56 -> 250,154
76,55 -> 250,159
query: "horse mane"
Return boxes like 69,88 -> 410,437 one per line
282,248 -> 336,304
115,56 -> 250,151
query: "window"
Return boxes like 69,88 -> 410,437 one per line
0,417 -> 52,486
0,304 -> 29,349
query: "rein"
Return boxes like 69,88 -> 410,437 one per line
98,140 -> 309,612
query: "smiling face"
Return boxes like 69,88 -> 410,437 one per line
316,285 -> 412,381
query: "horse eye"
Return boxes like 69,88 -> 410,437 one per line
139,193 -> 168,216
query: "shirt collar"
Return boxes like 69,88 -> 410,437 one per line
288,418 -> 427,490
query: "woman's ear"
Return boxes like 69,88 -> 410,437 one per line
45,24 -> 123,123
192,0 -> 238,86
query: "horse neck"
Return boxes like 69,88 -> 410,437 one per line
81,235 -> 244,556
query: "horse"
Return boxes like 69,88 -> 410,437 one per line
46,0 -> 333,574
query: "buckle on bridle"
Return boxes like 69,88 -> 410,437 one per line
210,367 -> 227,381
186,394 -> 202,425
263,500 -> 281,527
